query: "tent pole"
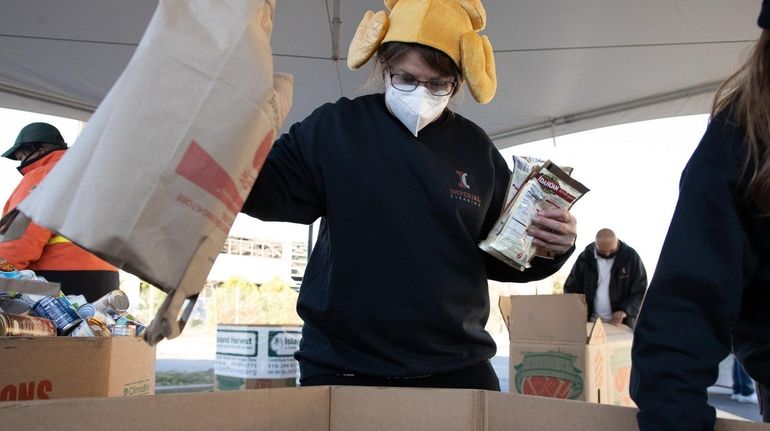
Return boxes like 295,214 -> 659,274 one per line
331,0 -> 341,60
0,82 -> 96,113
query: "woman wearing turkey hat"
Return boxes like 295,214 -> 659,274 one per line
630,1 -> 770,428
241,0 -> 577,389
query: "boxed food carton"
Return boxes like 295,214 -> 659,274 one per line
0,277 -> 155,401
499,293 -> 634,406
0,336 -> 155,401
215,324 -> 301,390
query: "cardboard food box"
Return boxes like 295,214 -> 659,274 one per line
0,386 -> 763,431
215,324 -> 301,390
499,293 -> 635,406
0,335 -> 155,401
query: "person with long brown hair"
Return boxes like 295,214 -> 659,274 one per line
630,2 -> 770,428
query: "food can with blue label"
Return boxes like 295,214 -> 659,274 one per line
31,295 -> 82,335
77,303 -> 116,326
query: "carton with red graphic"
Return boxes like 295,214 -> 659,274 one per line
0,336 -> 155,401
500,293 -> 633,406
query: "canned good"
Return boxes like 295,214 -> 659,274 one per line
0,298 -> 31,316
0,311 -> 57,336
31,296 -> 82,335
0,258 -> 16,272
77,304 -> 115,326
66,294 -> 88,309
114,315 -> 146,336
0,270 -> 20,279
93,290 -> 129,314
20,293 -> 46,309
16,270 -> 38,280
87,317 -> 112,337
110,324 -> 136,337
77,303 -> 96,318
69,319 -> 96,337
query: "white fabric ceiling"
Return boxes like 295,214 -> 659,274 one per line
0,0 -> 761,148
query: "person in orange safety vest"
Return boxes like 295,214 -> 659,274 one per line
0,122 -> 118,301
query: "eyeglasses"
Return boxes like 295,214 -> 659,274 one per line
388,73 -> 456,97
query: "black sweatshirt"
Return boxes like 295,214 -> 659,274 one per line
242,94 -> 573,379
630,110 -> 770,430
564,240 -> 647,328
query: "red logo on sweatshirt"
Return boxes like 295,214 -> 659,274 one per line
450,170 -> 481,208
456,170 -> 471,190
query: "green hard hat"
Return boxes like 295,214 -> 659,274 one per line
3,122 -> 67,159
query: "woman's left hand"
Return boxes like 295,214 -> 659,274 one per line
526,208 -> 577,255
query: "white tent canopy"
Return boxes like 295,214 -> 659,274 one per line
0,0 -> 761,148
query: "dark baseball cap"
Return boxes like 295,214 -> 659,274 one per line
3,122 -> 67,159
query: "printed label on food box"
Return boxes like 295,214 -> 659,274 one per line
513,351 -> 584,400
122,379 -> 152,397
216,326 -> 301,379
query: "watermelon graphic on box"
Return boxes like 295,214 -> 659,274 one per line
514,351 -> 584,399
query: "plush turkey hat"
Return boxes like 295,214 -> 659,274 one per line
347,0 -> 497,104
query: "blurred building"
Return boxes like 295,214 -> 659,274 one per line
208,215 -> 310,290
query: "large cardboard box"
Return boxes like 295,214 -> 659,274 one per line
499,293 -> 635,406
0,336 -> 155,401
0,386 -> 763,430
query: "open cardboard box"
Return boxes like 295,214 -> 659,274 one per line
0,278 -> 155,401
0,386 -> 764,430
499,293 -> 635,406
0,336 -> 155,401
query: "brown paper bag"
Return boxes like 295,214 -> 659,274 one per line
0,0 -> 292,344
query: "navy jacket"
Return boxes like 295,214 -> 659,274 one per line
564,241 -> 647,328
630,110 -> 770,430
242,94 -> 573,380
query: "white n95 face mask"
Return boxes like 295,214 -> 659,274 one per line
384,84 -> 450,137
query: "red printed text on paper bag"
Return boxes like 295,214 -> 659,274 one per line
176,134 -> 274,216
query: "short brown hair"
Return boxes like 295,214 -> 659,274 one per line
376,42 -> 463,96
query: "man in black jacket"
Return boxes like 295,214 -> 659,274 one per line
564,228 -> 647,328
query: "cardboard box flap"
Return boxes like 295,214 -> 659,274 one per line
0,387 -> 330,431
500,294 -> 589,343
0,278 -> 60,296
604,321 -> 634,340
0,385 -> 764,430
587,319 -> 606,345
107,337 -> 156,397
330,386 -> 486,431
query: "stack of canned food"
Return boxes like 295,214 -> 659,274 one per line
0,289 -> 147,337
0,259 -> 146,337
0,257 -> 49,282
0,264 -> 145,337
